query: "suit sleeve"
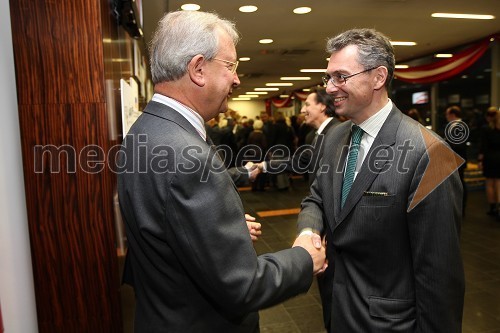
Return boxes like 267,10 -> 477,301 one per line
226,166 -> 249,186
164,147 -> 313,315
297,175 -> 326,234
407,140 -> 465,332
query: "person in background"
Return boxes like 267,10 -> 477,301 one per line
247,119 -> 267,191
478,107 -> 500,220
297,28 -> 464,332
118,10 -> 326,332
407,108 -> 424,124
445,105 -> 468,216
263,88 -> 340,187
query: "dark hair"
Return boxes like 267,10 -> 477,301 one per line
313,88 -> 335,117
326,28 -> 395,88
446,106 -> 461,118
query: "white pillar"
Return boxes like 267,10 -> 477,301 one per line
0,0 -> 39,331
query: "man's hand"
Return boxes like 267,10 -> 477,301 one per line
245,214 -> 262,242
292,233 -> 326,275
244,162 -> 262,182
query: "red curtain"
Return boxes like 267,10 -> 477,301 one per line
394,34 -> 498,84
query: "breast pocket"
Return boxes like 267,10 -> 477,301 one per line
359,195 -> 395,207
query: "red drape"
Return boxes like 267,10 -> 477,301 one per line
394,34 -> 498,84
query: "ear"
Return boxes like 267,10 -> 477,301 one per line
373,66 -> 388,90
188,54 -> 206,87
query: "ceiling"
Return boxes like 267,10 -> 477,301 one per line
141,0 -> 499,99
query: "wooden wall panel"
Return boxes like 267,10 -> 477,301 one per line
10,0 -> 105,104
17,103 -> 121,332
10,0 -> 123,331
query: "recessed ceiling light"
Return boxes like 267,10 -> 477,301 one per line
239,57 -> 251,61
181,4 -> 200,11
232,97 -> 251,101
391,41 -> 417,46
435,54 -> 453,58
302,89 -> 311,92
280,77 -> 311,80
293,7 -> 311,14
266,83 -> 293,86
431,13 -> 495,20
300,69 -> 327,73
461,75 -> 468,79
247,91 -> 268,95
239,5 -> 258,13
240,94 -> 259,98
255,88 -> 279,91
280,95 -> 290,98
395,65 -> 409,69
259,39 -> 273,44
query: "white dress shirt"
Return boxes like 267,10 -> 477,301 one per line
348,99 -> 393,181
152,93 -> 207,140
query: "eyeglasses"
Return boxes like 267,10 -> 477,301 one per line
213,58 -> 239,74
322,67 -> 378,87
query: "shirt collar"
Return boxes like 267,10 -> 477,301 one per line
317,117 -> 334,135
151,93 -> 207,140
357,99 -> 393,139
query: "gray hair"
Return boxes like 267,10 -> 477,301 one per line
326,28 -> 395,88
149,11 -> 240,84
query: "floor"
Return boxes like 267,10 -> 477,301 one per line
120,175 -> 500,332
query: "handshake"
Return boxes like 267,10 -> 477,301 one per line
243,161 -> 266,182
293,232 -> 327,275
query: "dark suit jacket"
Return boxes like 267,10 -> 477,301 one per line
298,106 -> 465,332
268,118 -> 339,186
118,101 -> 313,332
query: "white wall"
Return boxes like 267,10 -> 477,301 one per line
228,100 -> 266,119
0,1 -> 39,331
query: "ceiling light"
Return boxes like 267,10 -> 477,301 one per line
259,39 -> 273,44
280,77 -> 311,80
431,13 -> 495,20
279,95 -> 290,98
300,69 -> 327,73
240,95 -> 259,98
395,65 -> 409,69
232,97 -> 251,101
293,7 -> 311,14
255,88 -> 279,91
239,57 -> 251,61
391,41 -> 417,46
246,91 -> 268,95
266,83 -> 293,86
239,5 -> 258,13
326,58 -> 330,61
181,4 -> 200,11
302,88 -> 311,92
435,54 -> 453,58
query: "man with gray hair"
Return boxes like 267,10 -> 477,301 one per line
297,28 -> 465,332
117,10 -> 326,332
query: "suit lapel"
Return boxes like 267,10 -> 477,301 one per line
335,107 -> 402,227
332,124 -> 352,224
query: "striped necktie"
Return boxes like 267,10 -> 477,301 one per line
341,125 -> 364,207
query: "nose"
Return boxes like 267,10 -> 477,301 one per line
233,73 -> 240,87
325,83 -> 338,94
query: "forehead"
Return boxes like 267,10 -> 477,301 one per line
216,28 -> 237,58
327,44 -> 361,72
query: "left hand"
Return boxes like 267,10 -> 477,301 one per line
245,214 -> 262,242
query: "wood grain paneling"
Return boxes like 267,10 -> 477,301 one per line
10,0 -> 105,105
10,0 -> 123,331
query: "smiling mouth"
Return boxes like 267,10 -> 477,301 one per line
334,96 -> 347,102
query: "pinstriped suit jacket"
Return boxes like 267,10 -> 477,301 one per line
118,101 -> 313,332
298,105 -> 465,332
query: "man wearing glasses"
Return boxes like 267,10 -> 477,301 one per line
297,28 -> 465,332
117,10 -> 326,332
